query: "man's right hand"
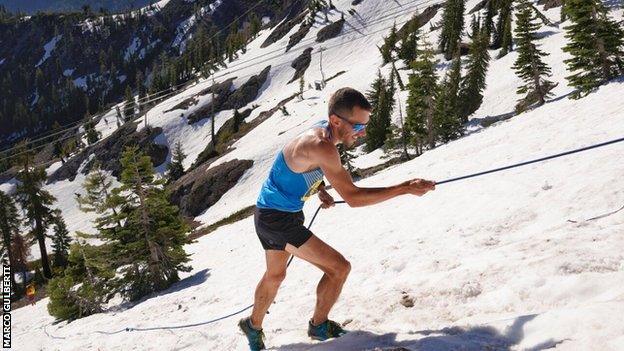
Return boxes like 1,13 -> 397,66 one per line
404,179 -> 436,196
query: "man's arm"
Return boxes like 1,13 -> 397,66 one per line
312,142 -> 435,207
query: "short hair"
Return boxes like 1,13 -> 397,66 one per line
328,87 -> 372,117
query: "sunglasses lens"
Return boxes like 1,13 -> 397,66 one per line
353,124 -> 366,132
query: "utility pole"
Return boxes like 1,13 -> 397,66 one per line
319,46 -> 326,88
211,74 -> 216,149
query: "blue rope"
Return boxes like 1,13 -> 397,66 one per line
86,135 -> 624,334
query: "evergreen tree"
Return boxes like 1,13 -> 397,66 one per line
469,14 -> 481,39
124,86 -> 135,121
493,0 -> 513,56
105,147 -> 192,301
438,0 -> 465,60
50,210 -> 72,269
249,13 -> 262,39
381,23 -> 399,64
512,0 -> 555,110
434,48 -> 463,142
76,161 -> 123,235
167,141 -> 186,182
398,25 -> 418,66
365,70 -> 393,152
337,144 -> 356,175
0,190 -> 20,293
15,158 -> 56,279
406,43 -> 438,154
459,31 -> 491,120
47,239 -> 112,322
563,0 -> 624,98
84,119 -> 100,145
483,0 -> 497,44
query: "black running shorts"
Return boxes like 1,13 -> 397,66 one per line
254,207 -> 313,250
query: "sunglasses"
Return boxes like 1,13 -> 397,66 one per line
331,111 -> 367,133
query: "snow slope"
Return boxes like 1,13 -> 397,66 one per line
9,0 -> 624,349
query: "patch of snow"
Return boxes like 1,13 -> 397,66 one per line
124,37 -> 141,61
0,177 -> 18,194
262,16 -> 271,25
30,92 -> 39,106
0,58 -> 5,65
172,0 -> 223,53
139,39 -> 160,59
63,68 -> 75,77
35,35 -> 62,67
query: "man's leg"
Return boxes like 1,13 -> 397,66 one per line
249,250 -> 291,329
285,235 -> 351,325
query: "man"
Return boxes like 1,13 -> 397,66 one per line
239,87 -> 435,350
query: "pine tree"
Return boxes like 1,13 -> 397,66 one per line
406,43 -> 438,154
50,210 -> 72,269
337,144 -> 356,175
434,47 -> 463,142
398,25 -> 418,66
0,190 -> 20,293
438,0 -> 465,60
47,238 -> 112,322
563,0 -> 624,98
167,141 -> 186,182
365,69 -> 395,152
106,147 -> 192,301
249,13 -> 262,39
459,30 -> 491,120
493,0 -> 513,56
124,86 -> 135,121
84,119 -> 100,145
15,159 -> 56,279
469,14 -> 481,39
512,0 -> 555,110
381,23 -> 399,64
365,71 -> 388,152
483,0 -> 497,44
76,161 -> 123,235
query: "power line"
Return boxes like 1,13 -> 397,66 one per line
3,0 -> 441,167
2,0 -> 433,156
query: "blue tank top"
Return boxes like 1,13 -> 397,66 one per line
256,121 -> 328,212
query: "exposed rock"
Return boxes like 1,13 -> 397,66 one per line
221,66 -> 271,111
317,19 -> 345,43
191,93 -> 297,171
538,0 -> 564,10
185,78 -> 236,124
286,22 -> 313,52
398,4 -> 443,37
261,7 -> 309,48
47,122 -> 167,183
187,67 -> 269,125
289,47 -> 313,84
351,0 -> 365,5
400,293 -> 415,308
169,159 -> 254,217
468,0 -> 488,14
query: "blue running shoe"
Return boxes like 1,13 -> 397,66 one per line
307,319 -> 347,341
238,317 -> 266,351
